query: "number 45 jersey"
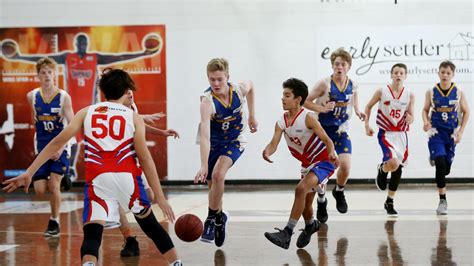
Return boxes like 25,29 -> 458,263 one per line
376,85 -> 411,132
83,102 -> 141,182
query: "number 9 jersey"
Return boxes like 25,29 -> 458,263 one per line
83,102 -> 141,182
430,83 -> 459,130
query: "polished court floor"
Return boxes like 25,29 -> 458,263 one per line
0,184 -> 473,265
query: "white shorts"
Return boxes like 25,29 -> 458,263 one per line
83,172 -> 151,225
377,130 -> 408,166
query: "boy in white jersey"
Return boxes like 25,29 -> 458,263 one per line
3,68 -> 182,266
364,63 -> 414,216
118,90 -> 180,257
263,78 -> 338,249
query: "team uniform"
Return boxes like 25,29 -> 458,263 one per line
277,108 -> 335,188
376,85 -> 410,165
32,88 -> 69,181
428,83 -> 460,164
65,53 -> 99,112
82,102 -> 150,225
316,77 -> 356,154
201,83 -> 247,180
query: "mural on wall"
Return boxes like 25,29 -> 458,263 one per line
0,25 -> 168,182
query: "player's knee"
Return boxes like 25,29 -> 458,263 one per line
211,170 -> 225,183
80,223 -> 104,259
295,183 -> 307,196
444,158 -> 452,176
385,159 -> 400,172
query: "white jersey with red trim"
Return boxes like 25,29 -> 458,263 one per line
376,85 -> 410,132
277,108 -> 329,168
83,102 -> 141,182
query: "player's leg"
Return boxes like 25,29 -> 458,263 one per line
119,206 -> 140,257
265,171 -> 319,249
81,221 -> 105,265
332,132 -> 351,214
296,191 -> 320,248
376,130 -> 391,191
316,184 -> 328,223
46,172 -> 63,236
134,208 -> 181,265
384,132 -> 407,217
429,132 -> 449,214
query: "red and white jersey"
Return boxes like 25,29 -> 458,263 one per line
277,108 -> 329,168
65,53 -> 99,112
376,85 -> 411,132
83,102 -> 141,182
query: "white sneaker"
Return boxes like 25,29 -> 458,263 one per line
436,199 -> 448,215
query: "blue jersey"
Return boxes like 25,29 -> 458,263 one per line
203,83 -> 246,146
430,83 -> 459,130
318,78 -> 354,127
32,88 -> 66,149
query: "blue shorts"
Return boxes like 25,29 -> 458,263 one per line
207,141 -> 244,180
308,161 -> 336,183
428,127 -> 456,163
323,126 -> 352,155
33,150 -> 69,181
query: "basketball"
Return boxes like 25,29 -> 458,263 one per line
174,214 -> 203,242
143,34 -> 162,53
1,40 -> 18,58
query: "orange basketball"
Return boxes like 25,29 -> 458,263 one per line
1,40 -> 18,58
174,214 -> 203,242
143,34 -> 162,53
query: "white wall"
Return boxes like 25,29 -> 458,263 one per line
1,0 -> 473,180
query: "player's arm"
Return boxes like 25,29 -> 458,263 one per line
26,91 -> 36,122
239,80 -> 258,133
97,51 -> 154,65
421,89 -> 432,132
364,88 -> 382,137
455,90 -> 470,144
405,92 -> 415,124
306,113 -> 339,167
303,80 -> 334,113
194,98 -> 213,183
262,122 -> 283,163
141,112 -> 165,124
11,52 -> 67,64
145,124 -> 180,139
2,108 -> 87,193
51,92 -> 75,160
133,112 -> 175,222
352,84 -> 366,121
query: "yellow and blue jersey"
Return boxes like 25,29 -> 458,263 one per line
32,88 -> 66,150
430,83 -> 459,130
318,78 -> 354,127
203,83 -> 246,146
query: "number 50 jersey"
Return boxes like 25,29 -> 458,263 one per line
83,102 -> 141,182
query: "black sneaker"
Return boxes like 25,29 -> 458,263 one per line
120,236 -> 140,257
332,187 -> 348,213
264,227 -> 292,249
384,201 -> 398,217
316,198 -> 328,223
376,164 -> 388,191
296,221 -> 320,248
60,174 -> 72,192
200,218 -> 216,243
44,219 -> 60,237
215,211 -> 229,247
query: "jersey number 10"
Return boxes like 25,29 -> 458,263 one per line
91,114 -> 126,140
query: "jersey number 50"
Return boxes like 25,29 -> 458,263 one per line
92,114 -> 125,140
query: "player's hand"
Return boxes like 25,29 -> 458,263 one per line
143,112 -> 166,124
322,101 -> 335,113
454,130 -> 463,144
164,129 -> 180,139
329,153 -> 339,168
262,149 -> 273,163
405,113 -> 414,124
365,124 -> 374,136
194,166 -> 208,184
356,111 -> 366,121
2,172 -> 33,193
50,151 -> 61,161
156,197 -> 176,223
248,116 -> 258,133
423,122 -> 432,132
